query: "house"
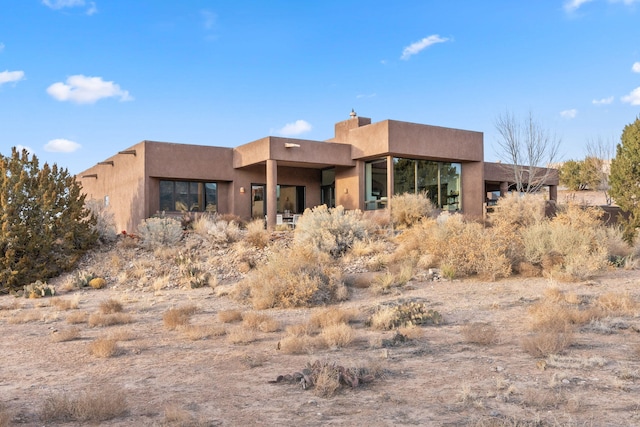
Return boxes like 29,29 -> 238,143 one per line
77,112 -> 559,232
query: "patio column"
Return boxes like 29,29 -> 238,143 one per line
266,159 -> 277,229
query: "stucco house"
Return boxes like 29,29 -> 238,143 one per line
77,112 -> 558,232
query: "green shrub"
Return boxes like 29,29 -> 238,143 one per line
241,247 -> 347,309
294,205 -> 371,257
138,216 -> 183,249
0,148 -> 97,292
389,192 -> 435,228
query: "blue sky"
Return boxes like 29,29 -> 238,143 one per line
1,0 -> 640,174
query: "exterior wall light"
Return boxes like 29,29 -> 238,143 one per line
239,187 -> 245,194
284,143 -> 300,148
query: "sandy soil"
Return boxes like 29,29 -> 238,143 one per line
2,227 -> 640,426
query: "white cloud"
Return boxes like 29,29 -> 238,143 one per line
46,75 -> 132,104
564,0 -> 594,12
0,70 -> 25,85
276,120 -> 312,136
201,10 -> 216,30
401,35 -> 449,60
633,62 -> 640,73
622,87 -> 640,105
592,96 -> 614,105
44,138 -> 81,153
43,0 -> 97,15
560,109 -> 578,119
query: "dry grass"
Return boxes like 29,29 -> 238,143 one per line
527,300 -> 601,332
320,323 -> 355,348
226,326 -> 257,344
461,322 -> 498,345
309,307 -> 356,328
285,322 -> 315,337
50,296 -> 80,311
162,305 -> 198,330
312,364 -> 341,398
595,292 -> 638,315
40,385 -> 128,423
66,311 -> 88,324
245,218 -> 270,248
51,327 -> 81,343
88,312 -> 133,327
8,310 -> 42,324
88,337 -> 120,358
242,311 -> 280,332
182,324 -> 226,340
278,335 -> 312,354
162,404 -> 209,427
521,331 -> 574,357
218,309 -> 243,323
99,298 -> 123,314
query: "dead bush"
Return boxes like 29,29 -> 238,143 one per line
99,299 -> 123,314
88,337 -> 120,358
320,323 -> 354,348
226,326 -> 257,344
309,307 -> 356,328
51,327 -> 81,343
88,313 -> 133,327
163,305 -> 198,330
242,311 -> 280,332
522,331 -> 574,357
461,322 -> 498,345
595,292 -> 638,315
278,335 -> 313,354
245,218 -> 270,248
241,247 -> 347,309
40,385 -> 127,423
183,324 -> 226,340
66,311 -> 87,324
50,296 -> 80,311
389,192 -> 435,228
218,309 -> 243,323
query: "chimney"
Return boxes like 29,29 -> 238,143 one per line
333,110 -> 371,142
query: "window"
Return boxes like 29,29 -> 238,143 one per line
251,184 -> 306,218
159,180 -> 217,212
393,158 -> 461,211
365,158 -> 388,210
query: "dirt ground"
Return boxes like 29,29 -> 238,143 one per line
2,256 -> 640,426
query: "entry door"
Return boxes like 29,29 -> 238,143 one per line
251,184 -> 266,219
321,185 -> 335,208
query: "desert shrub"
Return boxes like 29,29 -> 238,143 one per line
85,198 -> 118,243
461,322 -> 498,345
522,331 -> 574,357
309,307 -> 356,328
23,280 -> 55,298
521,204 -> 609,280
175,250 -> 213,288
138,215 -> 183,248
242,312 -> 280,332
321,323 -> 354,348
163,305 -> 198,330
241,247 -> 347,309
40,385 -> 127,423
595,292 -> 638,315
488,193 -> 547,229
245,218 -> 270,248
99,299 -> 123,314
401,215 -> 511,280
87,312 -> 133,327
51,327 -> 81,343
368,300 -> 443,330
389,192 -> 435,228
192,214 -> 242,244
0,148 -> 98,293
183,324 -> 226,340
50,296 -> 80,311
294,205 -> 372,257
88,337 -> 120,358
226,326 -> 257,344
218,309 -> 243,323
606,225 -> 632,266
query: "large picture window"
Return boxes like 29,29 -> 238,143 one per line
393,158 -> 461,211
159,180 -> 217,212
364,158 -> 388,210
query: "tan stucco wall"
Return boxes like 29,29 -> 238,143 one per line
77,142 -> 147,233
234,137 -> 353,168
461,162 -> 485,219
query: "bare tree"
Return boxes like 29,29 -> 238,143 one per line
494,110 -> 561,193
585,136 -> 616,205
